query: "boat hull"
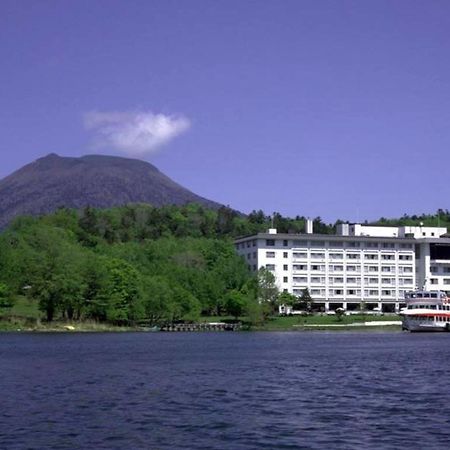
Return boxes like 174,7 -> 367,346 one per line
402,318 -> 449,332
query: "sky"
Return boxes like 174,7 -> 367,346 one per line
1,0 -> 449,223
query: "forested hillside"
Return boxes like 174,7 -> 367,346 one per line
0,203 -> 448,328
0,204 -> 257,326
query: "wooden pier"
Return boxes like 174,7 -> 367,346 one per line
161,322 -> 241,332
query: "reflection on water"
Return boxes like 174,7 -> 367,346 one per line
2,332 -> 450,449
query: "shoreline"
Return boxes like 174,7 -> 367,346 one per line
0,322 -> 404,333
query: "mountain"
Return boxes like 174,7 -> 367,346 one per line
0,153 -> 223,228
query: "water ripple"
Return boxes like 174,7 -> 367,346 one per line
2,332 -> 450,449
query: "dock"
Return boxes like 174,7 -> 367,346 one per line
161,322 -> 241,332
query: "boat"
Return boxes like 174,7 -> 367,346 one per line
400,290 -> 450,332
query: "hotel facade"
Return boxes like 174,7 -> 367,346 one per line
234,222 -> 450,312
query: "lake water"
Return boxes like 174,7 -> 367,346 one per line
1,332 -> 450,449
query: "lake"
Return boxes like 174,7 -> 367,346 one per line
1,332 -> 450,449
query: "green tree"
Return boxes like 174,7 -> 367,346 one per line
278,291 -> 297,307
256,267 -> 279,316
0,283 -> 13,308
224,290 -> 247,319
297,288 -> 313,313
105,259 -> 143,324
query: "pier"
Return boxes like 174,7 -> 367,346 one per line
161,322 -> 241,332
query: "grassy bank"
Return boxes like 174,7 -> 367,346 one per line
202,313 -> 402,332
1,300 -> 402,332
252,315 -> 401,331
0,296 -> 140,332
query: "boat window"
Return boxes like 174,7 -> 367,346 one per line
431,293 -> 438,298
417,293 -> 423,298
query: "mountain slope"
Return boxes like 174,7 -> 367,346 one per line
0,153 -> 222,228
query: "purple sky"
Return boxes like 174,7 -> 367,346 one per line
1,0 -> 449,223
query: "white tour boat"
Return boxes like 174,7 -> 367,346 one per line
401,290 -> 450,332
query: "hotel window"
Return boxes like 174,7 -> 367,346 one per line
293,276 -> 308,283
383,243 -> 395,249
347,265 -> 359,272
266,239 -> 275,246
347,242 -> 360,248
311,289 -> 325,296
311,277 -> 323,283
402,266 -> 413,273
283,276 -> 288,283
311,265 -> 324,271
293,240 -> 307,247
266,264 -> 275,271
283,252 -> 288,258
293,264 -> 307,271
311,252 -> 325,259
444,279 -> 450,285
347,289 -> 360,295
399,255 -> 412,261
366,242 -> 378,248
329,253 -> 343,260
347,253 -> 360,259
283,264 -> 288,271
381,254 -> 394,260
382,290 -> 392,296
266,251 -> 275,258
330,265 -> 344,272
430,266 -> 438,273
346,277 -> 357,284
283,240 -> 288,247
293,252 -> 307,258
366,266 -> 378,273
364,254 -> 378,260
430,278 -> 438,285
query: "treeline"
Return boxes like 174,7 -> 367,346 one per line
370,209 -> 450,228
0,204 -> 281,325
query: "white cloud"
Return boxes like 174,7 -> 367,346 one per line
84,110 -> 191,156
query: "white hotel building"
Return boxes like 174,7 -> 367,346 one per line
235,221 -> 450,312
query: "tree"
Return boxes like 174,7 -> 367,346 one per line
104,259 -> 143,324
278,292 -> 297,307
335,307 -> 345,322
0,283 -> 13,308
256,267 -> 279,315
224,290 -> 247,319
297,288 -> 313,313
